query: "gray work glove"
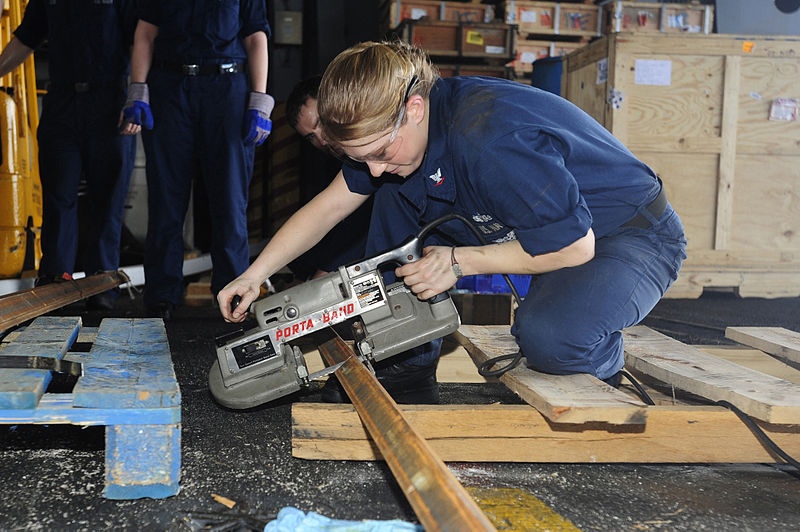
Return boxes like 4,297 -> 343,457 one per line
243,91 -> 274,146
121,82 -> 153,129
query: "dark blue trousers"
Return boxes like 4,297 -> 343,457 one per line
142,70 -> 254,307
37,87 -> 135,287
510,207 -> 686,380
367,184 -> 686,378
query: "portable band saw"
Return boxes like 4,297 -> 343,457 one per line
208,236 -> 461,409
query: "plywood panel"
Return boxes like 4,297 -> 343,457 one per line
737,56 -> 800,155
564,60 -> 606,125
732,155 -> 800,251
635,152 -> 719,251
625,55 -> 724,140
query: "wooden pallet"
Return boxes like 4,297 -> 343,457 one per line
0,317 -> 181,499
293,324 -> 800,462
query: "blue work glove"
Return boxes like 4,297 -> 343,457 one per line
243,91 -> 274,146
121,82 -> 154,130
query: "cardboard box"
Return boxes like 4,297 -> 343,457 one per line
562,33 -> 800,298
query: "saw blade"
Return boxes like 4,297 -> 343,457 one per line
307,359 -> 346,381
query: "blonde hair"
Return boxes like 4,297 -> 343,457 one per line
318,40 -> 439,143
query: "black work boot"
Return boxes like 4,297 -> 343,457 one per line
602,371 -> 622,388
320,358 -> 440,404
376,357 -> 440,404
86,291 -> 117,310
320,376 -> 347,403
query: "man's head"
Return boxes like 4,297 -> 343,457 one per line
286,75 -> 328,150
317,40 -> 439,178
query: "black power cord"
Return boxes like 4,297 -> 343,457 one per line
618,370 -> 798,474
619,370 -> 656,405
716,400 -> 800,474
415,213 -> 525,377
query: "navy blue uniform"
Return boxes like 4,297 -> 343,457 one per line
343,77 -> 687,380
15,0 -> 137,284
138,0 -> 270,307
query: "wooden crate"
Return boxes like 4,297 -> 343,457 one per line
603,1 -> 714,35
502,1 -> 601,37
562,33 -> 800,298
436,63 -> 510,79
0,317 -> 181,499
385,0 -> 495,30
398,19 -> 515,59
509,38 -> 585,75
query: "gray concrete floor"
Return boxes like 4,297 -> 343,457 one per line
1,291 -> 799,531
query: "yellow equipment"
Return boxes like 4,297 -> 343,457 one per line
0,0 -> 41,279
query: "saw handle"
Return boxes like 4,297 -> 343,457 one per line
230,294 -> 242,314
344,235 -> 422,276
429,292 -> 450,303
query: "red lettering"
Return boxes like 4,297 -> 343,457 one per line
346,303 -> 354,314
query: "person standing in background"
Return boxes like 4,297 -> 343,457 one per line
120,0 -> 271,321
0,0 -> 138,310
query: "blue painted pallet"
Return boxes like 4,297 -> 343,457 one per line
0,316 -> 181,499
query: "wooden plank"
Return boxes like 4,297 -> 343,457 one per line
613,33 -> 800,58
0,272 -> 125,332
455,325 -> 647,425
0,317 -> 81,409
0,394 -> 179,425
714,54 -> 740,250
105,423 -> 181,500
72,319 -> 181,409
292,403 -> 800,463
438,339 -> 493,383
318,332 -> 496,532
623,326 -> 800,424
698,346 -> 800,385
725,327 -> 800,366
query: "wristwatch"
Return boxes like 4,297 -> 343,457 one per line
451,247 -> 463,280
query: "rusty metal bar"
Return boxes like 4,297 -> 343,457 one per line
318,333 -> 496,532
0,271 -> 127,331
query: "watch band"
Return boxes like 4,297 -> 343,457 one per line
451,247 -> 463,280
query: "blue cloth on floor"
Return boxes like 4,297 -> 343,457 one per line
264,507 -> 423,532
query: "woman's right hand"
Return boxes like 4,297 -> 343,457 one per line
218,277 -> 261,322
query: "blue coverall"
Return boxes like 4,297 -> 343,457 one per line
137,0 -> 270,308
15,0 -> 137,288
342,77 -> 687,380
